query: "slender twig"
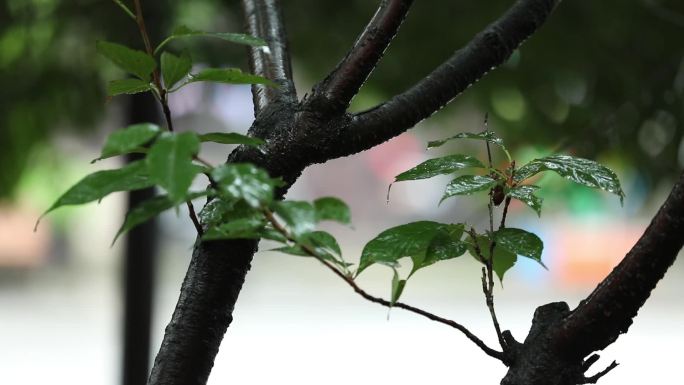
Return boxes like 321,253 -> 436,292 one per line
312,0 -> 414,112
131,0 -> 207,237
481,121 -> 506,351
112,0 -> 137,20
499,163 -> 515,229
193,155 -> 214,169
262,208 -> 503,361
186,201 -> 204,236
132,0 -> 173,134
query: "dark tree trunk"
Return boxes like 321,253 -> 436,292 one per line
122,90 -> 162,385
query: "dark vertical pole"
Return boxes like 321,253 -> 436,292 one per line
122,93 -> 161,385
119,3 -> 170,383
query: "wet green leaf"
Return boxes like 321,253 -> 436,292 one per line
313,197 -> 351,224
95,123 -> 160,162
198,132 -> 265,147
394,154 -> 485,182
146,132 -> 201,203
391,269 -> 407,305
107,78 -> 153,96
202,217 -> 266,240
514,155 -> 624,204
190,68 -> 276,87
494,228 -> 544,265
466,234 -> 518,282
271,231 -> 348,270
259,226 -> 289,243
358,221 -> 462,275
41,160 -> 154,218
96,41 -> 156,80
441,175 -> 498,203
211,163 -> 280,208
301,231 -> 342,257
273,201 -> 316,237
154,25 -> 267,54
201,200 -> 266,240
508,185 -> 543,216
420,224 -> 468,272
161,51 -> 192,89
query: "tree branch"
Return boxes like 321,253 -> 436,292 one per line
241,0 -> 296,114
337,0 -> 560,158
310,0 -> 414,112
552,171 -> 684,357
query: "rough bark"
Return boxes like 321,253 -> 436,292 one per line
148,1 -> 561,384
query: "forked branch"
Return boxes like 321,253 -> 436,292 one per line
336,0 -> 560,158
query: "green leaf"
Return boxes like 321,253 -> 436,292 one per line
358,221 -> 459,275
492,247 -> 517,283
161,51 -> 192,89
272,201 -> 316,237
394,154 -> 484,182
390,269 -> 407,305
301,231 -> 342,258
271,245 -> 310,256
202,217 -> 266,240
465,234 -> 518,282
95,123 -> 160,162
211,163 -> 280,208
276,231 -> 347,269
259,226 -> 289,243
113,191 -> 207,245
41,160 -> 154,218
508,185 -> 543,216
198,132 -> 265,147
146,132 -> 201,203
494,228 -> 544,266
201,200 -> 267,240
106,78 -> 153,96
313,197 -> 351,224
441,175 -> 498,203
96,41 -> 156,80
514,155 -> 625,204
190,68 -> 276,87
198,198 -> 235,227
154,25 -> 267,55
427,131 -> 511,161
421,224 -> 468,272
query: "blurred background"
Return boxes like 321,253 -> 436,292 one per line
1,0 -> 683,384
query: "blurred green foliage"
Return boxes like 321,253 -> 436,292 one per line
2,0 -> 683,199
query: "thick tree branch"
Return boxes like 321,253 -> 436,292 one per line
241,0 -> 296,114
311,0 -> 414,112
337,0 -> 560,158
552,170 -> 684,357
